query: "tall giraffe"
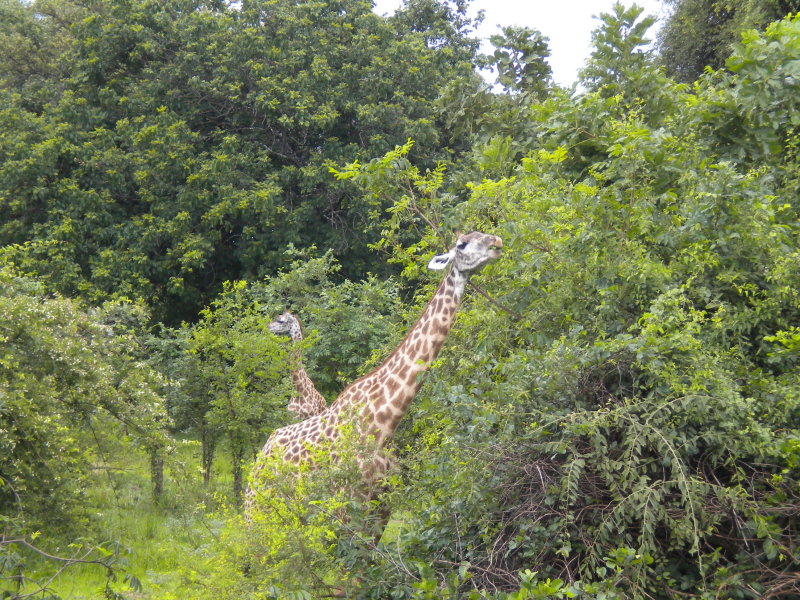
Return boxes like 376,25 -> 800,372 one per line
245,231 -> 503,515
268,309 -> 328,420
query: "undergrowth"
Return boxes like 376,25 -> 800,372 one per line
5,440 -> 231,600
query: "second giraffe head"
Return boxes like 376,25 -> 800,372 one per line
268,309 -> 303,341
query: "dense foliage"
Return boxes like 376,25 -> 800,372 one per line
2,0 -> 800,599
657,0 -> 800,81
0,269 -> 167,528
367,11 -> 800,599
0,0 -> 480,323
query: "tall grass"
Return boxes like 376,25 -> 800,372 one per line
21,439 -> 238,599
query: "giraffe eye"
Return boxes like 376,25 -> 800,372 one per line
456,241 -> 468,250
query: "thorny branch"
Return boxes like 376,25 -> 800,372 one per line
0,535 -> 126,599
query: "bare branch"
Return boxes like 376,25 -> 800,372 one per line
468,281 -> 522,320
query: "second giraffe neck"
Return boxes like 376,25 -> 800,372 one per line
286,321 -> 314,394
287,320 -> 304,371
290,366 -> 314,390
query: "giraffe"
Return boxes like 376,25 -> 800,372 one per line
245,231 -> 503,516
268,309 -> 328,420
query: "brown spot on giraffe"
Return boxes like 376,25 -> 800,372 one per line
385,377 -> 400,395
376,409 -> 391,425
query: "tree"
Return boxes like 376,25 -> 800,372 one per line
579,2 -> 658,98
187,281 -> 288,506
657,0 -> 800,82
0,0 -> 481,324
145,324 -> 220,485
0,0 -> 87,111
485,26 -> 553,98
0,267 -> 168,527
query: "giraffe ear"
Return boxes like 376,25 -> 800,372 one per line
428,248 -> 455,270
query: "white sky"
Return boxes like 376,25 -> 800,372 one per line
372,0 -> 669,87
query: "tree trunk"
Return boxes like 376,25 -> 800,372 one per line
231,444 -> 245,508
150,449 -> 164,501
201,426 -> 216,486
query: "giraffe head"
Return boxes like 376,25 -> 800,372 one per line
268,309 -> 303,340
428,231 -> 503,274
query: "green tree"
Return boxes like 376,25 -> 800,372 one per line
485,26 -> 553,98
0,0 -> 87,110
187,281 -> 288,506
0,0 -> 481,324
145,324 -> 220,485
579,2 -> 658,99
658,0 -> 800,82
0,267 -> 168,528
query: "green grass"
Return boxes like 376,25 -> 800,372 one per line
16,440 -> 412,600
19,439 -> 237,599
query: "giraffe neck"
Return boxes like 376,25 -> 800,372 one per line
290,366 -> 316,395
330,267 -> 468,446
285,318 -> 326,411
288,319 -> 303,343
285,317 -> 308,384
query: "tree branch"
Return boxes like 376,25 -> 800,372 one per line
468,281 -> 522,320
